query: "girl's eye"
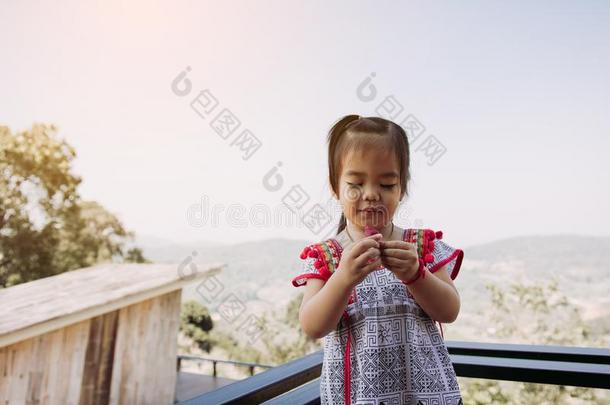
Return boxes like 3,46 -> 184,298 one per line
347,182 -> 396,189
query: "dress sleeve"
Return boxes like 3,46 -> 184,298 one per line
291,255 -> 331,287
427,238 -> 464,280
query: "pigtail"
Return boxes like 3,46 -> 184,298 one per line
337,213 -> 347,235
327,115 -> 361,236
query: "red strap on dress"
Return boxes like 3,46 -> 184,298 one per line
342,285 -> 358,405
343,310 -> 351,405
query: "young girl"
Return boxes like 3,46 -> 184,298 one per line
291,115 -> 465,404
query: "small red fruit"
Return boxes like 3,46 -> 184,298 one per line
364,225 -> 379,236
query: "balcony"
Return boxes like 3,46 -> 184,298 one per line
176,341 -> 610,404
1,263 -> 608,404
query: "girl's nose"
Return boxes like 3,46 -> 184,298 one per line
362,185 -> 380,201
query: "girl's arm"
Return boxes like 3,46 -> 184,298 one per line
299,271 -> 355,339
406,263 -> 461,323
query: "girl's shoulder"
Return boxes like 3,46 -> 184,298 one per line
406,227 -> 464,280
404,227 -> 445,264
291,226 -> 464,287
295,238 -> 343,284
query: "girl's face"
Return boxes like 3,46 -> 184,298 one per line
334,146 -> 402,231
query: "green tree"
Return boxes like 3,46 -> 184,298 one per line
125,247 -> 149,263
0,123 -> 148,287
460,276 -> 604,404
180,300 -> 215,353
265,291 -> 322,364
234,292 -> 321,366
178,292 -> 321,378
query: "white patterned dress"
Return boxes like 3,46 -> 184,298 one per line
292,227 -> 464,405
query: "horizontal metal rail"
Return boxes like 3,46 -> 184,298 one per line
176,354 -> 274,376
447,340 -> 610,364
178,351 -> 323,404
178,341 -> 610,404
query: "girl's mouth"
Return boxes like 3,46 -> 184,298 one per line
360,207 -> 384,213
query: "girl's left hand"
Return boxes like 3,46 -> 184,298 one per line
379,240 -> 420,282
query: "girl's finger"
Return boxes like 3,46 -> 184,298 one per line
380,240 -> 412,250
363,257 -> 384,273
354,247 -> 381,268
382,256 -> 415,271
381,256 -> 403,267
381,248 -> 414,260
350,235 -> 382,258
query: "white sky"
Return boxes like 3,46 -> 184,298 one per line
1,0 -> 609,248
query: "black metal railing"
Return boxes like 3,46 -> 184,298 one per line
177,341 -> 610,404
177,354 -> 274,377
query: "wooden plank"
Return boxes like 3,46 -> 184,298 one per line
0,262 -> 224,348
0,317 -> 91,404
109,290 -> 182,405
79,310 -> 119,405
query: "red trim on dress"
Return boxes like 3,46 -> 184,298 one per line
291,273 -> 329,287
296,239 -> 343,285
343,311 -> 351,405
428,248 -> 464,281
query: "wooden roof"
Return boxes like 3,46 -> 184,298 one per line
0,262 -> 224,348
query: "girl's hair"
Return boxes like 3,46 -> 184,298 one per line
327,114 -> 411,235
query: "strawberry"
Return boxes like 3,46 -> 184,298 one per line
364,225 -> 384,270
364,225 -> 379,236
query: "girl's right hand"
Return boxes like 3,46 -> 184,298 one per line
338,233 -> 384,287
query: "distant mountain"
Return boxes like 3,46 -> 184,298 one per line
135,233 -> 610,346
134,234 -> 227,263
460,235 -> 610,321
135,234 -> 313,306
465,234 -> 610,276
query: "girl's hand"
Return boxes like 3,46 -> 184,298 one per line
338,233 -> 384,287
379,240 -> 420,283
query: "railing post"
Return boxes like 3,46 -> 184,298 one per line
213,360 -> 217,377
249,365 -> 254,376
176,356 -> 182,372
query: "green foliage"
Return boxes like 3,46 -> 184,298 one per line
180,300 -> 215,353
460,276 -> 604,404
461,379 -> 511,404
235,292 -> 320,366
183,292 -> 320,376
125,247 -> 150,263
0,123 -> 148,287
285,290 -> 302,329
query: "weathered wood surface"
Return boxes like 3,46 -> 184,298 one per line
0,314 -> 91,404
0,262 -> 224,405
109,290 -> 182,404
79,310 -> 120,404
0,291 -> 183,405
0,262 -> 224,348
